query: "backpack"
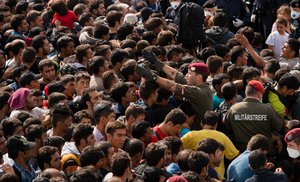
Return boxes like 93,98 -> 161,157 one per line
177,2 -> 206,49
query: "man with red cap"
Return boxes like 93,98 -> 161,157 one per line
285,128 -> 300,158
224,80 -> 283,151
135,50 -> 212,130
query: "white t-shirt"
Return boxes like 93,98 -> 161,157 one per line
265,31 -> 289,59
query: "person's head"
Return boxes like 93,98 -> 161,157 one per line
145,142 -> 165,167
213,12 -> 227,27
80,146 -> 105,170
202,111 -> 219,128
10,39 -> 26,57
69,167 -> 98,182
47,92 -> 67,109
26,10 -> 43,28
32,35 -> 50,57
111,151 -> 132,180
89,56 -> 109,76
124,138 -> 144,167
75,44 -> 93,64
78,13 -> 94,27
144,17 -> 163,34
43,136 -> 65,154
90,0 -> 106,16
111,82 -> 136,105
177,149 -> 193,172
56,36 -> 75,56
110,48 -> 129,69
37,146 -> 61,170
187,151 -> 209,178
94,23 -> 110,40
275,17 -> 288,35
230,46 -> 247,66
212,73 -> 230,96
125,104 -> 146,124
207,55 -> 224,74
72,124 -> 95,150
8,88 -> 35,111
247,134 -> 271,152
197,138 -> 224,167
0,91 -> 10,118
21,47 -> 36,69
162,109 -> 187,136
181,171 -> 199,182
186,62 -> 210,85
139,80 -> 159,104
277,73 -> 299,97
277,5 -> 291,20
50,103 -> 73,131
179,102 -> 196,126
131,121 -> 153,144
106,10 -> 123,28
74,110 -> 94,125
248,150 -> 268,171
51,0 -> 68,16
285,128 -> 300,158
245,80 -> 265,100
95,141 -> 114,168
60,74 -> 76,99
157,30 -> 174,46
75,71 -> 91,95
105,121 -> 127,149
103,70 -> 119,91
163,136 -> 182,163
215,44 -> 231,62
1,118 -> 24,139
6,135 -> 36,160
227,64 -> 244,81
264,60 -> 280,81
73,3 -> 88,17
20,71 -> 41,90
237,26 -> 255,44
11,14 -> 29,33
80,87 -> 101,111
25,124 -> 45,148
221,82 -> 236,102
142,166 -> 166,182
242,67 -> 261,86
0,5 -> 11,24
38,59 -> 56,82
93,101 -> 115,126
281,38 -> 300,59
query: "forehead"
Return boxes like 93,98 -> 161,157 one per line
113,128 -> 126,135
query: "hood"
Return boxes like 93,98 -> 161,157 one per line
61,142 -> 80,156
79,31 -> 102,45
205,26 -> 228,37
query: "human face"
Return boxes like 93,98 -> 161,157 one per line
34,95 -> 43,108
105,112 -> 116,123
86,48 -> 93,60
50,152 -> 61,170
108,129 -> 126,149
42,39 -> 51,56
281,42 -> 292,58
106,147 -> 115,166
168,123 -> 182,136
41,66 -> 56,82
277,11 -> 289,20
282,88 -> 296,97
89,90 -> 101,105
186,70 -> 197,85
26,93 -> 35,110
276,23 -> 286,35
164,148 -> 172,166
2,11 -> 11,23
13,126 -> 24,136
64,81 -> 76,98
34,16 -> 44,28
63,116 -> 73,130
21,19 -> 29,32
143,127 -> 153,143
0,54 -> 6,68
85,134 -> 96,146
124,88 -> 136,103
98,3 -> 106,15
29,79 -> 40,90
240,52 -> 248,66
64,42 -> 75,56
212,149 -> 223,167
76,78 -> 90,95
0,136 -> 7,154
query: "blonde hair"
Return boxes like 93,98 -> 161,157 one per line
277,5 -> 291,20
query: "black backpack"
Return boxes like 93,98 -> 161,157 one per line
177,2 -> 206,49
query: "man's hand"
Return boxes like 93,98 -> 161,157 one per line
143,50 -> 164,71
135,64 -> 156,80
235,34 -> 250,47
233,18 -> 243,27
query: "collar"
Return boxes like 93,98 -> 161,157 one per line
244,97 -> 262,102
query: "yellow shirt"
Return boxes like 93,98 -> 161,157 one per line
181,129 -> 239,179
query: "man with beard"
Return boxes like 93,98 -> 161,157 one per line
32,35 -> 51,62
6,135 -> 37,182
0,91 -> 11,121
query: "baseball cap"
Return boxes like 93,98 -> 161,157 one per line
248,80 -> 265,94
285,128 -> 300,143
7,135 -> 36,153
203,0 -> 217,8
20,71 -> 41,87
188,62 -> 210,75
290,0 -> 300,8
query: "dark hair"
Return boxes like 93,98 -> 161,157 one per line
50,103 -> 72,128
177,149 -> 193,172
106,10 -> 123,27
47,81 -> 65,95
131,121 -> 151,139
72,124 -> 94,146
221,82 -> 236,100
69,167 -> 97,182
111,152 -> 131,177
32,35 -> 48,53
242,67 -> 261,86
0,91 -> 10,110
199,47 -> 216,62
38,59 -> 54,72
75,44 -> 90,64
197,138 -> 224,154
15,111 -> 33,123
105,121 -> 126,136
248,150 -> 267,171
278,73 -> 300,90
142,31 -> 156,44
163,108 -> 187,125
124,138 -> 144,157
247,134 -> 270,151
25,124 -> 45,142
187,151 -> 209,174
37,146 -> 59,170
121,39 -> 136,49
78,13 -> 92,27
287,38 -> 300,57
181,171 -> 199,182
95,141 -> 113,157
60,74 -> 75,86
74,3 -> 88,17
125,105 -> 146,120
26,10 -> 41,25
94,23 -> 110,39
21,47 -> 36,65
11,14 -> 26,32
93,101 -> 114,124
157,88 -> 172,103
207,55 -> 223,74
213,12 -> 227,27
215,44 -> 230,58
179,102 -> 196,117
10,39 -> 26,56
74,110 -> 94,124
111,82 -> 130,104
51,0 -> 68,16
145,17 -> 162,31
89,56 -> 106,75
157,30 -> 174,46
117,24 -> 134,41
57,36 -> 73,52
237,26 -> 254,44
202,111 -> 220,126
48,92 -> 67,109
80,146 -> 104,167
145,143 -> 165,166
103,70 -> 117,90
212,73 -> 230,90
43,136 -> 65,150
163,136 -> 182,155
230,46 -> 246,64
139,80 -> 159,100
1,118 -> 23,139
264,60 -> 280,74
227,64 -> 244,81
75,71 -> 90,83
110,48 -> 129,66
15,1 -> 28,14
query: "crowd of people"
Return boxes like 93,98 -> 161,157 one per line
0,0 -> 300,181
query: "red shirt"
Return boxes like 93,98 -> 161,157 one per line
52,10 -> 78,30
153,126 -> 168,141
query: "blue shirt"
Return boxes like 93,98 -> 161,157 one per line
213,94 -> 224,110
227,150 -> 253,182
13,160 -> 37,182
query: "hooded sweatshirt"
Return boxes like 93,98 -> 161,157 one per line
205,26 -> 234,45
61,142 -> 81,177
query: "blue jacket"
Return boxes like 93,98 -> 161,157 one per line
245,169 -> 287,182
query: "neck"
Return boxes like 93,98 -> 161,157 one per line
121,100 -> 130,108
52,128 -> 65,137
59,53 -> 67,59
110,27 -> 117,34
77,145 -> 84,154
14,157 -> 29,170
158,123 -> 168,135
37,52 -> 46,58
97,123 -> 105,134
202,125 -> 215,130
143,98 -> 154,107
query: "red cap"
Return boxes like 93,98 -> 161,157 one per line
188,62 -> 209,75
248,80 -> 265,94
167,176 -> 188,182
285,128 -> 300,143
